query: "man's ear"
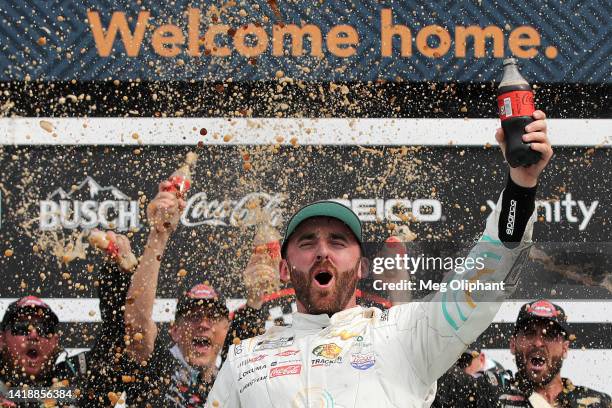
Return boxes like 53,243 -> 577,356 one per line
169,321 -> 179,343
280,259 -> 290,283
562,339 -> 570,359
509,336 -> 516,355
219,318 -> 230,336
358,257 -> 370,280
0,331 -> 5,350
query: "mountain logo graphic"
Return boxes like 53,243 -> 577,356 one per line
39,177 -> 140,231
47,177 -> 129,200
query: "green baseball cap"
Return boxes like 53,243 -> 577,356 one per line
281,200 -> 363,257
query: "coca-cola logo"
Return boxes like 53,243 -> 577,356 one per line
521,93 -> 534,106
269,364 -> 302,378
181,192 -> 283,227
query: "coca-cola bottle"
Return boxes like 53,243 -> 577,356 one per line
162,152 -> 198,195
497,58 -> 541,167
243,209 -> 282,307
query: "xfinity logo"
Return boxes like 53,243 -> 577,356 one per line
333,198 -> 442,222
506,199 -> 517,235
39,177 -> 140,231
487,193 -> 598,231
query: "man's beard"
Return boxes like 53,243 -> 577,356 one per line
288,258 -> 360,315
515,352 -> 564,390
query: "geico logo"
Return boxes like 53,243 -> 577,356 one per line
39,200 -> 140,231
332,198 -> 442,222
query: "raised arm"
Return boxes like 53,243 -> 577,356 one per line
90,231 -> 135,356
124,181 -> 185,363
391,111 -> 553,387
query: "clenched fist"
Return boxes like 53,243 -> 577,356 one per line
496,110 -> 553,188
147,180 -> 187,235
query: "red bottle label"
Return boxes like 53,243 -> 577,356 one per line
266,240 -> 281,259
106,239 -> 119,257
163,175 -> 191,193
497,90 -> 535,120
254,240 -> 281,259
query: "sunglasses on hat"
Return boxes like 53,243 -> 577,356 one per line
9,320 -> 57,337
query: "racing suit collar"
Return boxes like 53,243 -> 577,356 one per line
292,306 -> 365,330
170,344 -> 197,374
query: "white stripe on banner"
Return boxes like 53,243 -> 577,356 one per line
0,298 -> 610,323
0,118 -> 610,146
484,349 -> 612,395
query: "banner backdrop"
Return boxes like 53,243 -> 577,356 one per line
1,139 -> 610,296
0,0 -> 609,82
1,0 -> 610,397
1,129 -> 611,392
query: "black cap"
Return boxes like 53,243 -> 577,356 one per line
515,299 -> 570,338
1,296 -> 59,330
175,284 -> 229,320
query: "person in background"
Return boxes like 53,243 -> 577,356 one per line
123,179 -> 234,407
462,347 -> 510,387
431,346 -> 510,408
497,299 -> 611,408
0,231 -> 135,408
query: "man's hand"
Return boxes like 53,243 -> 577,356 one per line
146,180 -> 187,236
106,231 -> 138,272
495,110 -> 553,187
243,255 -> 280,310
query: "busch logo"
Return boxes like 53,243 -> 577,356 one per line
269,364 -> 301,378
39,177 -> 140,231
181,192 -> 283,227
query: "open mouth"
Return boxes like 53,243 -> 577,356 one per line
26,348 -> 39,359
313,271 -> 333,287
192,337 -> 212,353
527,353 -> 547,371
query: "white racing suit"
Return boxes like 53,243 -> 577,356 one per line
206,186 -> 536,408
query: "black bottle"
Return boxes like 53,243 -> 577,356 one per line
497,58 -> 541,167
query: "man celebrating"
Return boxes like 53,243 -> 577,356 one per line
498,300 -> 611,407
205,111 -> 553,407
123,178 -> 234,407
0,231 -> 137,407
0,296 -> 63,388
124,281 -> 230,407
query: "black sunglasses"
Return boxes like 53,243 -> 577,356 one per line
9,320 -> 57,337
